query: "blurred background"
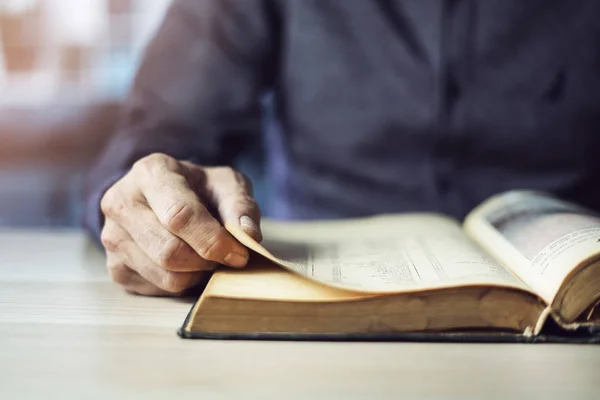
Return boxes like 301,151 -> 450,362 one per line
0,0 -> 268,229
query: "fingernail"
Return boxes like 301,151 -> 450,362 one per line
224,252 -> 248,268
240,216 -> 262,240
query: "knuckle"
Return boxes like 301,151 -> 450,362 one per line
135,153 -> 167,167
157,237 -> 186,269
100,228 -> 120,252
220,167 -> 249,186
161,272 -> 191,293
213,166 -> 240,184
132,153 -> 175,174
100,187 -> 125,219
213,166 -> 235,176
108,263 -> 131,285
132,156 -> 153,173
162,202 -> 195,233
197,229 -> 230,260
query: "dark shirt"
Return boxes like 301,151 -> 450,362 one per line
85,0 -> 600,242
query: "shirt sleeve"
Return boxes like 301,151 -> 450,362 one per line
83,0 -> 279,245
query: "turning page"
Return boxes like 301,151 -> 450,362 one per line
226,214 -> 528,294
464,190 -> 600,304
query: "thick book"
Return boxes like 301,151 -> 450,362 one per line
179,191 -> 600,342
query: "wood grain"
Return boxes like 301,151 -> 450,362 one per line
1,229 -> 599,399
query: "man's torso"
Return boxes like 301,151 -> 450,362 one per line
265,0 -> 600,220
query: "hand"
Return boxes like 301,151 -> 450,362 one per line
99,153 -> 261,296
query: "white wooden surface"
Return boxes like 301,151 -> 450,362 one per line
0,229 -> 599,399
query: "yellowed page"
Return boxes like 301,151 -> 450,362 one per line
464,190 -> 600,304
226,214 -> 528,294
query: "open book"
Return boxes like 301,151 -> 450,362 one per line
179,191 -> 600,342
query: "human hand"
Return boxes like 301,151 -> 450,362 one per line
99,153 -> 261,296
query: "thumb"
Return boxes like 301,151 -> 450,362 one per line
205,167 -> 263,242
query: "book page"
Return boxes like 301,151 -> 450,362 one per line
464,190 -> 600,303
226,214 -> 528,294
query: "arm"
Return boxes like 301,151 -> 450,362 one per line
84,0 -> 280,296
84,0 -> 279,244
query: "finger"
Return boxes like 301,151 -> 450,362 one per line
104,219 -> 212,293
137,159 -> 250,268
102,177 -> 217,272
108,199 -> 216,272
201,166 -> 262,242
122,239 -> 209,294
105,223 -> 210,294
106,251 -> 172,297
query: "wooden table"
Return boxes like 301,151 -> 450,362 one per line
1,229 -> 599,399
